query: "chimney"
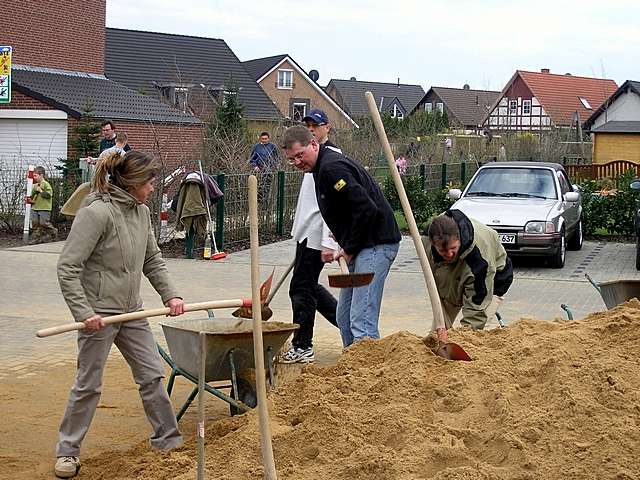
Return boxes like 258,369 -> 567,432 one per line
541,68 -> 550,74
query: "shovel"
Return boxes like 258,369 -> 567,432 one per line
365,91 -> 470,361
232,260 -> 294,321
35,298 -> 251,338
328,256 -> 374,288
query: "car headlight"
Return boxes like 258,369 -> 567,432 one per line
525,221 -> 555,234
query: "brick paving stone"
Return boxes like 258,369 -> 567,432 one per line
2,238 -> 638,370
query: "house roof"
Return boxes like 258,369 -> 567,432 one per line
421,86 -> 500,127
583,80 -> 640,130
242,54 -> 288,82
591,121 -> 640,133
241,54 -> 358,127
326,79 -> 425,116
489,70 -> 617,126
105,28 -> 282,121
11,65 -> 202,124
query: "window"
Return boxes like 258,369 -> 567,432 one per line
391,104 -> 404,119
579,97 -> 592,109
292,102 -> 307,122
522,100 -> 531,115
424,102 -> 433,113
436,102 -> 444,113
277,69 -> 293,89
509,100 -> 517,115
466,167 -> 557,199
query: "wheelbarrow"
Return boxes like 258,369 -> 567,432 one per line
585,273 -> 640,310
159,316 -> 298,419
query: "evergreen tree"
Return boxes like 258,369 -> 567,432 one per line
57,101 -> 100,179
210,81 -> 246,136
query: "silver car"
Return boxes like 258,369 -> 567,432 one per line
448,162 -> 582,268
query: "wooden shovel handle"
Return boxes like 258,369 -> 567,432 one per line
35,298 -> 251,338
365,91 -> 447,339
338,256 -> 350,274
248,175 -> 278,479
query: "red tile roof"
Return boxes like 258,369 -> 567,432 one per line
517,70 -> 618,126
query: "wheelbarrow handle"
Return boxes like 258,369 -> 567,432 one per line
35,298 -> 252,338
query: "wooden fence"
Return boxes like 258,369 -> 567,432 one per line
565,160 -> 640,182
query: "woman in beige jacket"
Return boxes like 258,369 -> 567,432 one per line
54,150 -> 184,479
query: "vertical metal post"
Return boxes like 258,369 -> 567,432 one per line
419,164 -> 426,190
276,171 -> 285,236
197,332 -> 207,480
215,173 -> 225,249
441,163 -> 447,189
461,162 -> 466,184
229,349 -> 239,402
266,346 -> 275,390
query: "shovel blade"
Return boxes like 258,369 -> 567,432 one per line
328,272 -> 374,288
260,269 -> 275,303
435,342 -> 472,361
232,305 -> 273,321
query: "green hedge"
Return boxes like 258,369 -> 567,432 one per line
382,175 -> 454,233
383,169 -> 640,238
579,170 -> 638,237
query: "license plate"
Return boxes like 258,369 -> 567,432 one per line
499,234 -> 516,244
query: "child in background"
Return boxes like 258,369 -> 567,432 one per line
29,166 -> 58,243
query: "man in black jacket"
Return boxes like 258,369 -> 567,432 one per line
283,126 -> 401,347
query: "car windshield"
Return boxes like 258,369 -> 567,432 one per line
466,167 -> 557,200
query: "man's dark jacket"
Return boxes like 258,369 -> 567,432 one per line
312,144 -> 400,256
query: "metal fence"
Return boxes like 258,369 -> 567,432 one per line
209,161 -> 480,250
1,159 -> 479,247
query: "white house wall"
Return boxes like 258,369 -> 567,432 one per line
592,90 -> 640,128
485,96 -> 551,130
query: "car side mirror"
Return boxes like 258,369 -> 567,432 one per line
564,192 -> 579,202
630,180 -> 640,191
448,188 -> 462,200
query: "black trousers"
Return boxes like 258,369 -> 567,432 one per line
289,239 -> 338,349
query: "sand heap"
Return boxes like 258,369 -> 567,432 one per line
85,301 -> 640,479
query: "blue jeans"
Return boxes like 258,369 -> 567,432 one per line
336,242 -> 399,347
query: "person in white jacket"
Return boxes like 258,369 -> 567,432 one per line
282,109 -> 340,363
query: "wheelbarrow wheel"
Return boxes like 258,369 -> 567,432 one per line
229,377 -> 257,416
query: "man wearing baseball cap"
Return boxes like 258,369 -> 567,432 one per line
283,109 -> 340,363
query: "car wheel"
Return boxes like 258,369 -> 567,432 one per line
568,218 -> 583,251
550,228 -> 566,268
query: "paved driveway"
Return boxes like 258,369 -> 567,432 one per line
1,238 -> 637,375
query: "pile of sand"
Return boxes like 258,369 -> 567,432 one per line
84,301 -> 640,479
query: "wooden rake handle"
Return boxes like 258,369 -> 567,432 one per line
35,298 -> 251,338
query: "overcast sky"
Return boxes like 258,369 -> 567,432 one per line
107,0 -> 638,91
